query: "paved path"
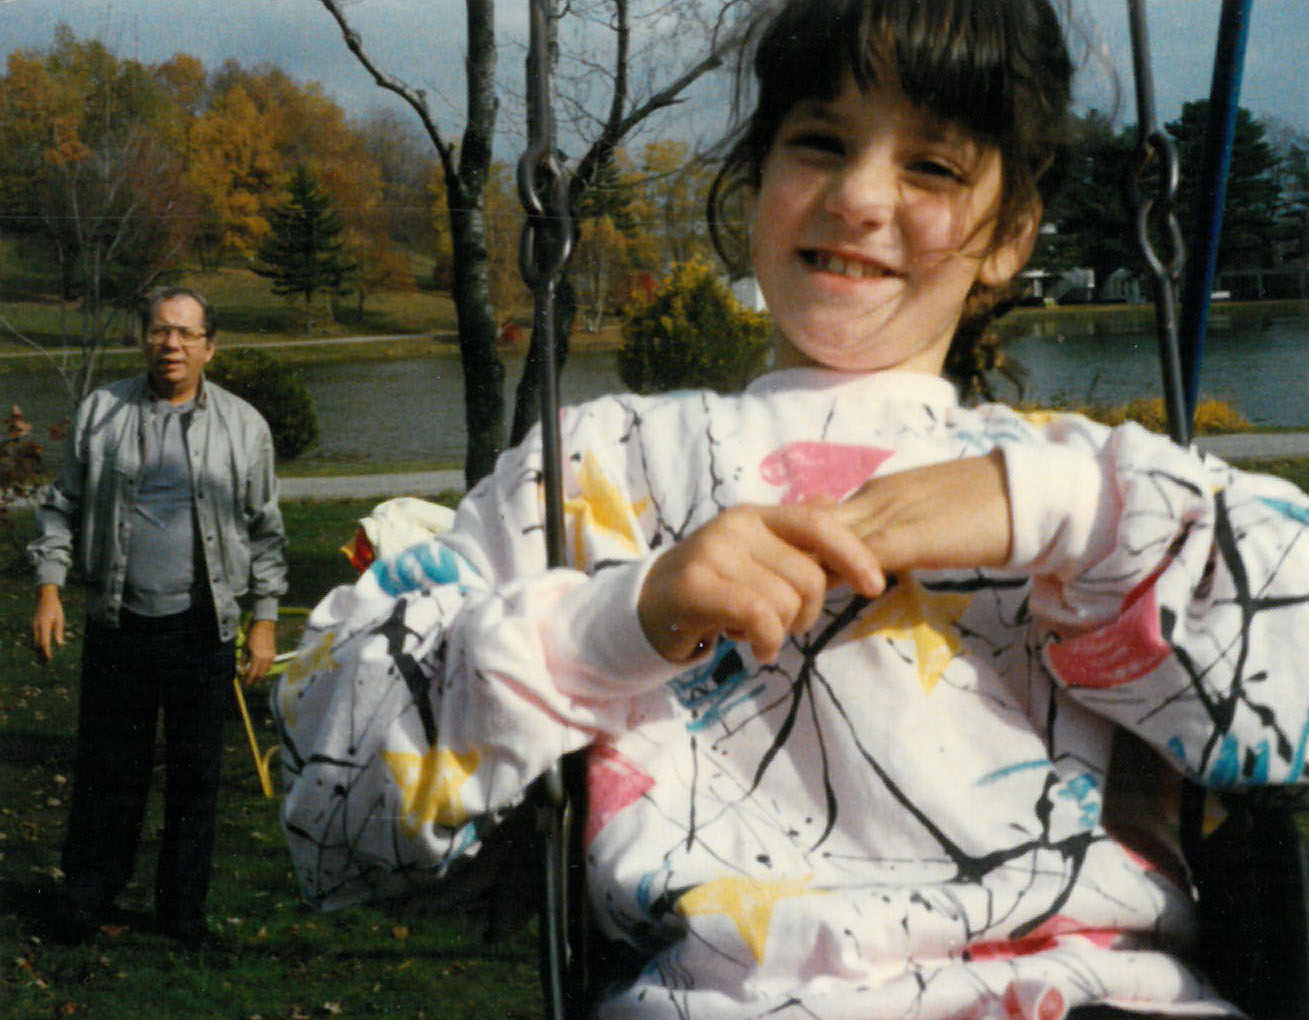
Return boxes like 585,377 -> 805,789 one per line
277,433 -> 1309,502
278,469 -> 466,501
1194,432 -> 1309,461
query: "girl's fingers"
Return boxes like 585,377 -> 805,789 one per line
639,503 -> 884,663
763,504 -> 886,598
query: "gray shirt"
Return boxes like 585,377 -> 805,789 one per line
123,397 -> 200,617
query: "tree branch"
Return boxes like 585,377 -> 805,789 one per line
315,0 -> 458,179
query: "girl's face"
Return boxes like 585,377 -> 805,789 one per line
750,77 -> 1037,375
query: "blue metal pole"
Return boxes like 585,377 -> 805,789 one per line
1178,0 -> 1253,423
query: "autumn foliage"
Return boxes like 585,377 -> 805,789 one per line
1,406 -> 66,551
0,27 -> 417,319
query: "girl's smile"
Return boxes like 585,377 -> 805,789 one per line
750,77 -> 1038,375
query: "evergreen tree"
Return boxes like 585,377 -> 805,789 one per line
1275,142 -> 1309,264
1167,102 -> 1280,270
252,164 -> 355,324
1044,109 -> 1137,292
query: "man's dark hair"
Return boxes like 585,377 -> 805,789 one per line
139,286 -> 217,340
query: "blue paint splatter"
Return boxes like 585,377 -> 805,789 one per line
976,759 -> 1051,786
669,644 -> 761,731
1260,496 -> 1309,525
369,540 -> 479,597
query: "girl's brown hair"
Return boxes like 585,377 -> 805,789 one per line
708,0 -> 1074,397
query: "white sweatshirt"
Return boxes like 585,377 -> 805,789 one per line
276,368 -> 1309,1019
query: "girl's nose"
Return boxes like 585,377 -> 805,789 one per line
824,156 -> 897,228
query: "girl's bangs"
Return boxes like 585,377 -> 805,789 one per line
755,0 -> 1018,145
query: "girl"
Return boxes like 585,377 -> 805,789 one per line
275,2 -> 1309,1017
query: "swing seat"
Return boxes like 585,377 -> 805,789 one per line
1185,786 -> 1309,1020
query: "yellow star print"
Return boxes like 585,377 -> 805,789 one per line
562,450 -> 649,565
676,874 -> 822,964
849,579 -> 972,694
381,745 -> 480,834
1019,409 -> 1059,427
276,631 -> 338,726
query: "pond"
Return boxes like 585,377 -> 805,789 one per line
5,305 -> 1306,470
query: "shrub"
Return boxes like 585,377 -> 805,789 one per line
207,347 -> 319,460
1,406 -> 66,553
1080,396 -> 1252,435
617,259 -> 772,395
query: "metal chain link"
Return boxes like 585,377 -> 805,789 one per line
518,4 -> 580,1019
1126,0 -> 1191,447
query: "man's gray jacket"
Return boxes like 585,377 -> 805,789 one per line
28,374 -> 288,641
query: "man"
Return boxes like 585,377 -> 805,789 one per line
29,286 -> 288,947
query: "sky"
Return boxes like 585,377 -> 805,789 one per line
2,0 -> 1308,151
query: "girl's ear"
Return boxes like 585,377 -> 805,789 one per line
978,200 -> 1042,288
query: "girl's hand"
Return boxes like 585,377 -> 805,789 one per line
638,503 -> 884,663
834,450 -> 1013,576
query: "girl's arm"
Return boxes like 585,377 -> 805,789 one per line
274,411 -> 684,909
1012,417 -> 1309,788
843,412 -> 1309,789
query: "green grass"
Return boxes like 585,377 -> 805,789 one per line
0,498 -> 542,1020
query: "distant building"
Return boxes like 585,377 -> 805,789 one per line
1100,268 -> 1145,305
730,276 -> 767,312
1020,266 -> 1096,305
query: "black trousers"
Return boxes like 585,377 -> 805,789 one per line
61,605 -> 233,934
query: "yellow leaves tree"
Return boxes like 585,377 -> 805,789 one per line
186,84 -> 279,266
637,139 -> 716,268
0,26 -> 196,402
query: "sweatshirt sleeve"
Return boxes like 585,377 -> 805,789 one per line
273,400 -> 684,910
999,412 -> 1309,790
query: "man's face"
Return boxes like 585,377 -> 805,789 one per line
141,295 -> 213,403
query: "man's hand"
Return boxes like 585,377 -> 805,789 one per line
241,618 -> 277,684
32,583 -> 65,663
834,450 -> 1013,576
638,503 -> 884,664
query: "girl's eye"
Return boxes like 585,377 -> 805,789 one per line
908,158 -> 966,183
786,131 -> 844,157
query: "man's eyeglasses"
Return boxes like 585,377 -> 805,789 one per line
146,324 -> 209,347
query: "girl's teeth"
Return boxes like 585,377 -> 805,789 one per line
816,252 -> 877,279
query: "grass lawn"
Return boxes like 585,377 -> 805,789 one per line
0,498 -> 542,1020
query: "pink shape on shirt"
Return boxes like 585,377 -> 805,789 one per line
759,442 -> 894,504
1046,581 -> 1171,689
585,743 -> 655,848
966,915 -> 1119,963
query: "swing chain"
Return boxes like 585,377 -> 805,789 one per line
1127,130 -> 1185,287
1125,0 -> 1190,447
518,0 -> 573,291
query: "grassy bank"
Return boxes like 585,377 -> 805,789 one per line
0,265 -> 625,373
0,498 -> 541,1020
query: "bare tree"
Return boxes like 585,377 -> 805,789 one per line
39,130 -> 195,403
508,0 -> 758,445
317,0 -> 760,485
318,0 -> 504,487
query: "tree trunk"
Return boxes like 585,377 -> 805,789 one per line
449,183 -> 506,488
